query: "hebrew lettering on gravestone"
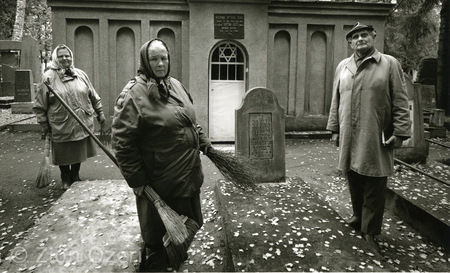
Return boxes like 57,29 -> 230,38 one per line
249,113 -> 273,159
236,87 -> 285,182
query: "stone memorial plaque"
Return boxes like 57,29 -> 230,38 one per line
214,14 -> 244,39
14,69 -> 34,102
236,87 -> 285,182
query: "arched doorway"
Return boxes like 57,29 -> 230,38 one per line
209,41 -> 247,141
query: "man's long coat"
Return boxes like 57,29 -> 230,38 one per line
326,50 -> 411,177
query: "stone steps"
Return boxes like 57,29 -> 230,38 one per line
0,96 -> 14,109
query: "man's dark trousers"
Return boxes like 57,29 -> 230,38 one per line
347,170 -> 387,236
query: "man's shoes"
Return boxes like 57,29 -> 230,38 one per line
346,216 -> 361,231
362,233 -> 382,256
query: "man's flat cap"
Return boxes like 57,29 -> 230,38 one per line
346,22 -> 374,40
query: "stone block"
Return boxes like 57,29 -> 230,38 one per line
395,75 -> 429,163
1,65 -> 16,96
429,108 -> 445,127
425,127 -> 447,138
11,102 -> 34,114
14,69 -> 34,102
420,84 -> 436,111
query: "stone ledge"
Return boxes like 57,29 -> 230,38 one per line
285,130 -> 332,139
386,188 -> 450,251
214,178 -> 394,272
6,123 -> 41,132
0,180 -> 141,273
10,102 -> 34,114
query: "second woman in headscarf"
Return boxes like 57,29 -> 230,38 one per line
33,44 -> 106,190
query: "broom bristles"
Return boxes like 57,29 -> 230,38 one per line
163,216 -> 199,269
206,148 -> 259,191
36,158 -> 51,188
144,186 -> 189,245
36,136 -> 51,188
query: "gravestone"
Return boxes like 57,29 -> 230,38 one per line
417,58 -> 437,85
0,40 -> 21,97
395,75 -> 429,163
235,87 -> 285,182
426,108 -> 447,138
11,69 -> 34,114
0,65 -> 16,96
420,84 -> 436,111
20,36 -> 42,82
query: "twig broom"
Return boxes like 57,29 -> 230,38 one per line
43,82 -> 191,246
36,134 -> 51,188
163,216 -> 200,270
206,147 -> 259,191
160,146 -> 262,268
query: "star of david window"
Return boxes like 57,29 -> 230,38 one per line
211,43 -> 245,81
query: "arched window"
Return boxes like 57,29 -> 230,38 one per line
210,42 -> 245,81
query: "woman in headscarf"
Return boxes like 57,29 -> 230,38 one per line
111,39 -> 212,271
33,44 -> 106,190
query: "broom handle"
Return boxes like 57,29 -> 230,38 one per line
43,82 -> 162,203
44,82 -> 118,166
44,135 -> 51,157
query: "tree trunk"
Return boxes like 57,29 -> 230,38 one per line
11,0 -> 27,41
436,0 -> 449,114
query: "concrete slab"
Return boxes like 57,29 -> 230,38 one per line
0,180 -> 141,273
386,188 -> 450,250
0,137 -> 448,272
215,178 -> 395,272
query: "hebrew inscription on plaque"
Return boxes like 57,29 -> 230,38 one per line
214,14 -> 244,39
249,113 -> 273,159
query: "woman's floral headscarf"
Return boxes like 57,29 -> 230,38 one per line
48,44 -> 75,78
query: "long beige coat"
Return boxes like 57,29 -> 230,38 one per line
33,68 -> 104,143
326,50 -> 411,177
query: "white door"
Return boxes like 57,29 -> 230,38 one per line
209,42 -> 246,141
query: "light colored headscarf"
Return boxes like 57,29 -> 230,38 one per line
48,44 -> 75,78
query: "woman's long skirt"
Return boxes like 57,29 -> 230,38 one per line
52,137 -> 97,165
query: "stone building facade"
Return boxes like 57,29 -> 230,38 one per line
48,0 -> 393,141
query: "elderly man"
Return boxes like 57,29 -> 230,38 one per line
326,22 -> 411,254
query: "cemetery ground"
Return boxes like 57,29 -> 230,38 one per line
0,109 -> 449,272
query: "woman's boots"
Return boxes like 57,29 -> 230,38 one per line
59,165 -> 71,190
59,163 -> 82,190
70,163 -> 81,182
139,244 -> 169,272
